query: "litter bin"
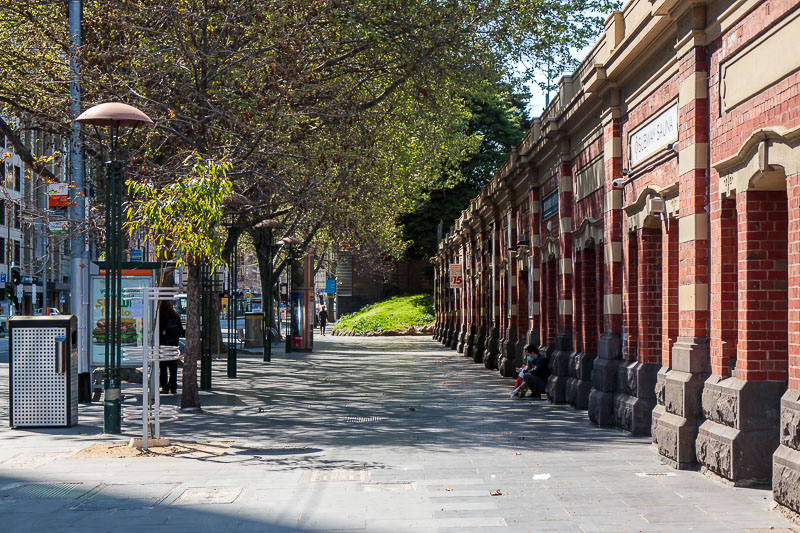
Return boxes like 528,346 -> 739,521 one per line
244,312 -> 264,348
9,315 -> 79,428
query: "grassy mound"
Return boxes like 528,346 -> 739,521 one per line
334,294 -> 434,334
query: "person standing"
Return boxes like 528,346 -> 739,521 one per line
159,300 -> 184,394
318,306 -> 329,336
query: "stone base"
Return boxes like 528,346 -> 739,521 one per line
653,410 -> 700,470
498,326 -> 518,377
457,325 -> 468,353
526,329 -> 540,347
613,361 -> 659,436
696,376 -> 785,485
470,325 -> 486,363
773,390 -> 800,515
464,324 -> 476,357
546,342 -> 570,405
447,324 -> 460,349
483,327 -> 499,370
565,352 -> 595,410
588,333 -> 621,427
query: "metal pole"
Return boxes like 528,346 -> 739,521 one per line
285,247 -> 293,353
227,243 -> 237,377
69,0 -> 90,402
264,233 -> 273,362
103,158 -> 122,434
200,263 -> 211,390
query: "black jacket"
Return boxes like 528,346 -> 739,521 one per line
526,354 -> 550,381
319,309 -> 329,323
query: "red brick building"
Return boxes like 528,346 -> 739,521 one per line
433,0 -> 800,515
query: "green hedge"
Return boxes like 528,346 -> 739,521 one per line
335,294 -> 434,334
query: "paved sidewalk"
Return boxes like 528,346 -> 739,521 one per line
0,334 -> 797,532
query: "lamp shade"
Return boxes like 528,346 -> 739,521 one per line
76,102 -> 153,127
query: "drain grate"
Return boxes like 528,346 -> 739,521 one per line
70,483 -> 178,511
4,482 -> 89,500
341,416 -> 385,423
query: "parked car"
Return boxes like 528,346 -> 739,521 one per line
33,308 -> 61,316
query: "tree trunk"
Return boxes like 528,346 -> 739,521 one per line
181,261 -> 202,409
208,288 -> 225,354
254,230 -> 282,339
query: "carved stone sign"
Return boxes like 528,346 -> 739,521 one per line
629,104 -> 678,166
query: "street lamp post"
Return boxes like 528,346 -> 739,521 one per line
255,219 -> 285,362
76,103 -> 153,434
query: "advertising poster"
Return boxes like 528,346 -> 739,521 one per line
90,275 -> 151,366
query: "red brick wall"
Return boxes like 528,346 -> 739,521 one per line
662,222 -> 679,368
736,190 -> 788,382
624,230 -> 639,361
638,227 -> 663,365
582,246 -> 599,354
711,197 -> 738,377
574,254 -> 584,351
542,259 -> 558,345
789,173 -> 800,391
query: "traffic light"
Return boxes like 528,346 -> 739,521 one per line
11,267 -> 20,285
4,282 -> 13,300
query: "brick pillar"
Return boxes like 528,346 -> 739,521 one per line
568,245 -> 599,409
652,215 -> 680,436
774,172 -> 800,514
616,226 -> 662,435
464,233 -> 477,358
547,145 -> 573,404
529,188 -> 542,348
654,11 -> 710,468
471,226 -> 488,363
698,190 -> 788,483
589,106 -> 624,426
499,208 -> 520,376
515,208 -> 530,360
433,258 -> 441,339
457,238 -> 469,353
483,217 -> 501,369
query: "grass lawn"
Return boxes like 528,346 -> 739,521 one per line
334,294 -> 434,334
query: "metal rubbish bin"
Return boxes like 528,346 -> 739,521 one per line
9,316 -> 79,428
244,312 -> 264,348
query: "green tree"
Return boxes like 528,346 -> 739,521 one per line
126,155 -> 232,409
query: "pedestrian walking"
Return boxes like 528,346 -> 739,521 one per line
159,300 -> 184,394
318,306 -> 329,335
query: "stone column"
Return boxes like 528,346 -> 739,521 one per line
456,237 -> 468,353
483,216 -> 501,369
471,224 -> 488,363
547,141 -> 573,404
499,208 -> 519,376
529,188 -> 542,348
589,100 -> 624,427
697,190 -> 788,483
464,231 -> 478,357
652,214 -> 680,438
654,10 -> 711,468
774,172 -> 800,515
616,225 -> 662,435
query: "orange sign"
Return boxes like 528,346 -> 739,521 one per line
47,183 -> 69,207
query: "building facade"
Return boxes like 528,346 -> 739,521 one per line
2,126 -> 73,318
433,0 -> 800,516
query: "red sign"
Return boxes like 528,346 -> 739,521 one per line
47,183 -> 69,207
449,264 -> 463,289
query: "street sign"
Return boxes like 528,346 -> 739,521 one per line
21,276 -> 32,284
59,294 -> 66,302
129,249 -> 143,262
449,263 -> 463,289
48,219 -> 70,234
0,273 -> 6,283
326,279 -> 336,295
46,183 -> 69,207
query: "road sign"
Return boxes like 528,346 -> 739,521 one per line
129,249 -> 143,262
326,279 -> 336,295
0,273 -> 6,283
449,264 -> 463,289
59,294 -> 66,302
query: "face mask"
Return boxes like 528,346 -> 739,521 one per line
526,356 -> 534,362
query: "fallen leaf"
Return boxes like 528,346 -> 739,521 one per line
408,407 -> 416,411
490,490 -> 502,496
445,488 -> 453,492
514,452 -> 521,456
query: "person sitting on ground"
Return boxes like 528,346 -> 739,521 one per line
512,344 -> 549,398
